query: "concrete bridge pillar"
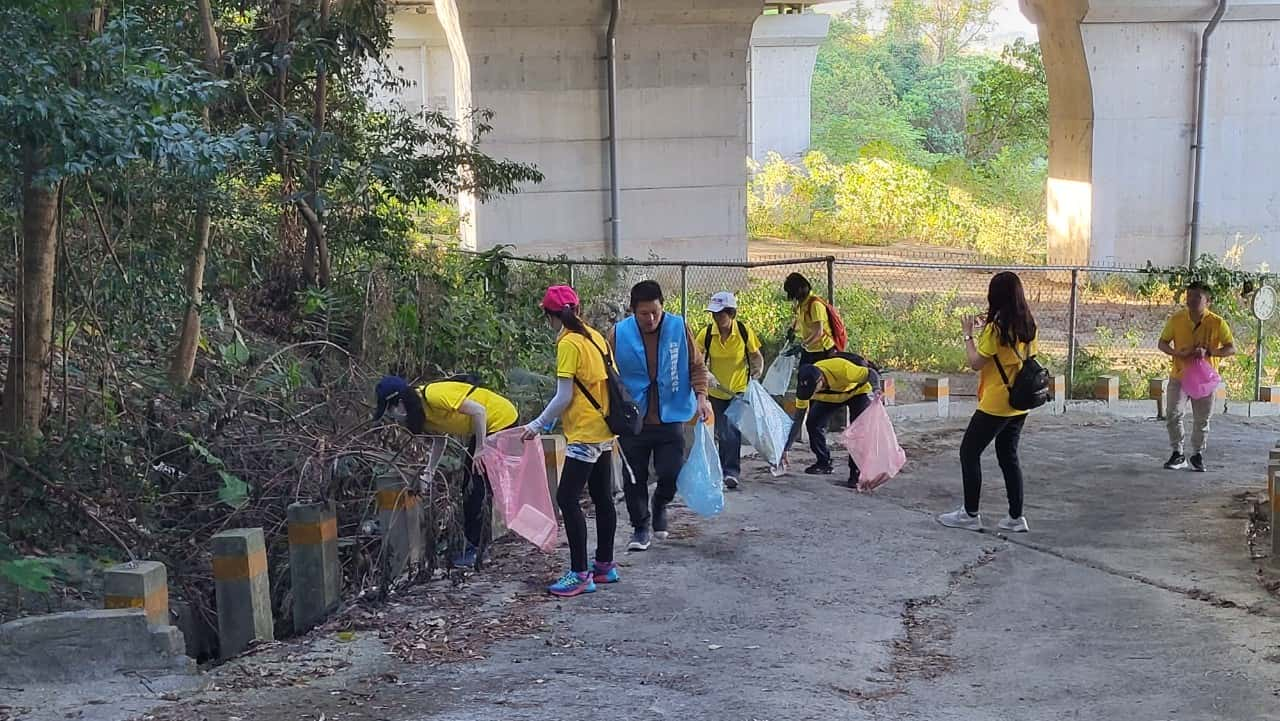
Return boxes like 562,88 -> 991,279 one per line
749,12 -> 830,164
436,0 -> 763,261
1024,0 -> 1280,268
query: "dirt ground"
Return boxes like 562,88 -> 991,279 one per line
16,409 -> 1280,721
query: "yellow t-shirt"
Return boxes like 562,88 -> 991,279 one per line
702,322 -> 762,401
793,296 -> 835,353
809,357 -> 874,405
1159,309 -> 1234,380
556,326 -> 616,445
418,381 -> 518,436
977,324 -> 1039,417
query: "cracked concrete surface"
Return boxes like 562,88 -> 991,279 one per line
18,413 -> 1280,721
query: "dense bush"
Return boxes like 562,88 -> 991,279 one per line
748,151 -> 1046,263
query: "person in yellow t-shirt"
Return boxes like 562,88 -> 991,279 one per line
701,291 -> 765,489
784,272 -> 835,361
1157,280 -> 1236,472
372,374 -> 518,567
781,273 -> 838,470
938,271 -> 1036,535
795,354 -> 879,488
522,285 -> 619,599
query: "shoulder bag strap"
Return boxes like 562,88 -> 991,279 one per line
572,331 -> 613,415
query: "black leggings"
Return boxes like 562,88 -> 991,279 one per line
556,453 -> 617,573
960,411 -> 1026,518
462,425 -> 515,548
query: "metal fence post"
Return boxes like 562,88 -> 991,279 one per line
680,264 -> 688,318
1066,268 -> 1080,400
569,262 -> 576,288
826,256 -> 835,302
1256,317 -> 1265,402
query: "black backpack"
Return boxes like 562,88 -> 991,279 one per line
572,333 -> 643,438
703,321 -> 751,364
994,343 -> 1050,411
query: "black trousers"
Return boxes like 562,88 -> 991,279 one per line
621,423 -> 686,531
960,411 -> 1027,519
806,393 -> 872,479
710,396 -> 742,478
556,452 -> 617,573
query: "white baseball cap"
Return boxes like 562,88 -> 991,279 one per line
706,292 -> 738,313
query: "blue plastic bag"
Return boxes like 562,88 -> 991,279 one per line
726,380 -> 791,468
677,422 -> 725,517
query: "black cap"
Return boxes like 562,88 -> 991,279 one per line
796,365 -> 823,401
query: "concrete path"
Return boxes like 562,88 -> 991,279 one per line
26,413 -> 1280,721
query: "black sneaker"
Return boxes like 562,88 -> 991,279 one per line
1163,452 -> 1188,470
652,504 -> 669,540
627,529 -> 652,551
1190,454 -> 1206,472
723,475 -> 740,490
805,462 -> 835,475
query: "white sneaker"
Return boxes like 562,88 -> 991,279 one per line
653,530 -> 670,541
997,515 -> 1029,533
937,508 -> 982,531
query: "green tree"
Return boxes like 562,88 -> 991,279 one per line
901,55 -> 995,156
918,0 -> 998,64
0,1 -> 246,441
811,17 -> 926,164
967,39 -> 1049,160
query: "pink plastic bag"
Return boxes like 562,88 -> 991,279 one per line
1181,358 -> 1222,400
841,399 -> 906,492
475,429 -> 558,552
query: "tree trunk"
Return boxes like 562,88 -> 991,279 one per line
168,0 -> 223,388
168,201 -> 212,386
303,0 -> 332,288
1,151 -> 60,441
273,0 -> 303,284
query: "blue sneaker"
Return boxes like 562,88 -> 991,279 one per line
452,544 -> 479,568
548,570 -> 596,598
591,560 -> 620,585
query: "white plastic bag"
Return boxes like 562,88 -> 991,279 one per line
726,380 -> 792,468
761,352 -> 797,396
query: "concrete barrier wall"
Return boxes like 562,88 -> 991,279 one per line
0,609 -> 192,685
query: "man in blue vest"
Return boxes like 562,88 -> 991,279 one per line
608,280 -> 713,551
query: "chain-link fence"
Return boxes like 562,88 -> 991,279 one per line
494,252 -> 1279,403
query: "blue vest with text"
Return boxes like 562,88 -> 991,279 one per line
615,313 -> 695,424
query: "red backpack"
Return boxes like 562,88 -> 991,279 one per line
808,296 -> 848,352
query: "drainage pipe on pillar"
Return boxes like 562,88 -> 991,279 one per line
606,0 -> 622,258
1188,0 -> 1228,269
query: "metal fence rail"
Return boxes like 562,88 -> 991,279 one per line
486,251 -> 1277,402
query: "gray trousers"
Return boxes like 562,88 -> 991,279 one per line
1166,378 -> 1216,455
